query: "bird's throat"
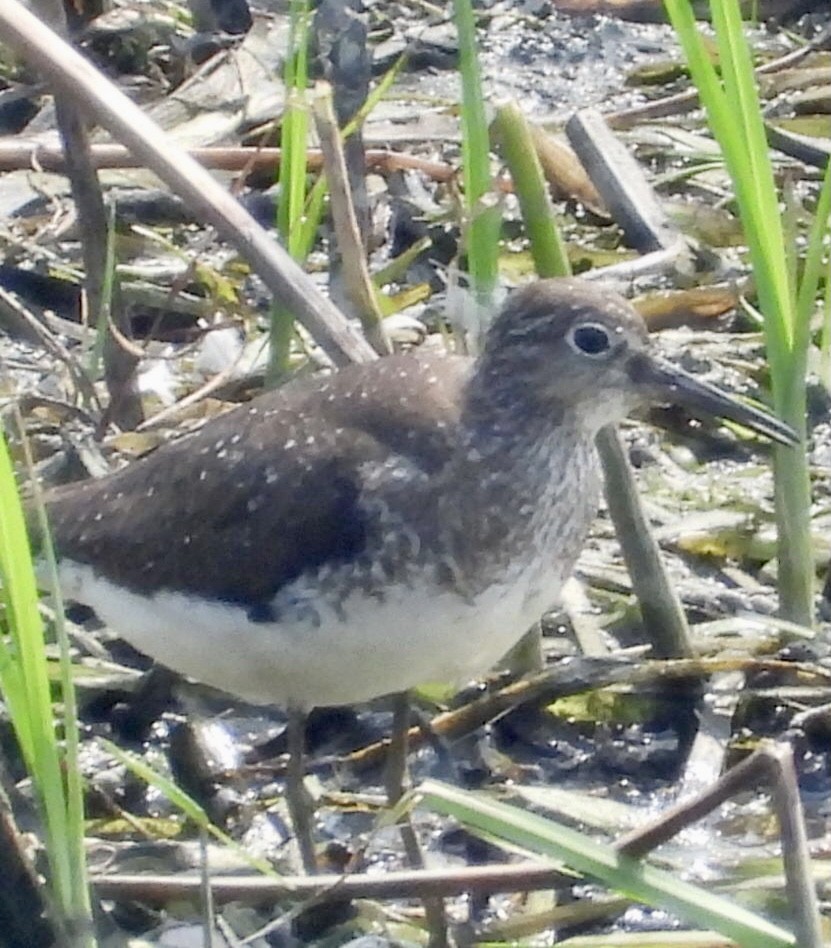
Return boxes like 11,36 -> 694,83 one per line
438,417 -> 601,597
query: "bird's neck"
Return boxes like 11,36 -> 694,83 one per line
437,375 -> 601,593
458,358 -> 583,468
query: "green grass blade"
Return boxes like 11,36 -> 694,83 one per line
270,0 -> 313,380
294,172 -> 328,264
342,53 -> 408,140
0,439 -> 42,770
664,0 -> 816,624
86,201 -> 117,383
24,441 -> 92,929
820,264 -> 831,388
796,160 -> 831,344
100,739 -> 278,877
419,780 -> 795,948
278,0 -> 312,256
492,102 -> 570,280
712,3 -> 794,356
0,424 -> 94,944
453,0 -> 500,308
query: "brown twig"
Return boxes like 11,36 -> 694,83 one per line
91,861 -> 572,907
312,83 -> 391,356
332,656 -> 829,774
0,141 -> 459,181
618,742 -> 822,948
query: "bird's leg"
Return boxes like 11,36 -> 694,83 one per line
285,707 -> 318,874
384,691 -> 413,805
386,692 -> 448,947
385,694 -> 425,865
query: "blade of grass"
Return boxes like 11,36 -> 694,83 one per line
453,0 -> 500,318
270,0 -> 313,380
0,423 -> 94,946
86,200 -> 116,384
796,160 -> 831,342
22,415 -> 92,941
277,0 -> 312,255
821,272 -> 831,392
291,54 -> 407,264
341,52 -> 408,140
99,738 -> 278,878
419,780 -> 795,948
491,101 -> 570,280
664,0 -> 816,625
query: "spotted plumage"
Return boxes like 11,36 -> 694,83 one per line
45,278 -> 795,709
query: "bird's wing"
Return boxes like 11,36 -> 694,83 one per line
46,351 -> 470,610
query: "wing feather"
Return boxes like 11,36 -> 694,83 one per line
46,352 -> 470,607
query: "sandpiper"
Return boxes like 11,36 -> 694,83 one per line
43,278 -> 796,870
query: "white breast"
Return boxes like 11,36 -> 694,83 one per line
58,554 -> 566,709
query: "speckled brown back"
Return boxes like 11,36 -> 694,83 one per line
46,351 -> 471,609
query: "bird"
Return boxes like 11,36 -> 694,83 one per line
42,278 -> 796,871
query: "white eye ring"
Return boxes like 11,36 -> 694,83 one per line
567,322 -> 615,358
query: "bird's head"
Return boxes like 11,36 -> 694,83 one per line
476,278 -> 796,445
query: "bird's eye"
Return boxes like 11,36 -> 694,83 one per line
568,322 -> 613,358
